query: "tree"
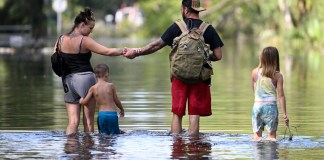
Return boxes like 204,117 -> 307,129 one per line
0,0 -> 46,39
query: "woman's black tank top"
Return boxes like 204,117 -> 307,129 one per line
60,36 -> 93,75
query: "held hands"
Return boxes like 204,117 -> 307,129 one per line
123,48 -> 141,59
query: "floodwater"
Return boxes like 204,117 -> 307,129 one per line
0,39 -> 324,159
1,131 -> 324,159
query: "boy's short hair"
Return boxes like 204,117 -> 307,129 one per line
94,64 -> 109,78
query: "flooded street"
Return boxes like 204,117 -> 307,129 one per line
0,39 -> 324,159
1,131 -> 324,159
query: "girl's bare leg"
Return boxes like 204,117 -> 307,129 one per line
253,131 -> 263,141
266,131 -> 277,141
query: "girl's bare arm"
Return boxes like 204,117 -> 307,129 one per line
277,73 -> 289,126
251,68 -> 257,93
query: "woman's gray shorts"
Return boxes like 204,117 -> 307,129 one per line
64,72 -> 96,103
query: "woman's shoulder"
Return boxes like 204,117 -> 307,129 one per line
80,36 -> 97,48
81,36 -> 94,43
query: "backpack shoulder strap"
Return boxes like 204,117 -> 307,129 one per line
175,19 -> 188,33
198,22 -> 210,35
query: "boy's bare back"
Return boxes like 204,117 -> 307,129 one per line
80,64 -> 124,117
91,81 -> 119,112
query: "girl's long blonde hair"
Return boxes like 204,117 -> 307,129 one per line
258,46 -> 280,79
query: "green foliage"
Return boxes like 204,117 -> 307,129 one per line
0,0 -> 46,38
137,0 -> 181,37
0,0 -> 323,50
0,0 -> 4,8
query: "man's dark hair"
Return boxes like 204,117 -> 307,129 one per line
182,0 -> 199,14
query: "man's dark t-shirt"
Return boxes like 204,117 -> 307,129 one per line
161,18 -> 224,50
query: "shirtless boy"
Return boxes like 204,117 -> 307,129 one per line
80,64 -> 125,134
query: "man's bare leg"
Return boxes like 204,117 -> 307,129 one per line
188,115 -> 200,136
171,114 -> 183,134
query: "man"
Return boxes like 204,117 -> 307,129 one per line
124,0 -> 224,136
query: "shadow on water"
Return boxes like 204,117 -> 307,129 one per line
1,130 -> 324,159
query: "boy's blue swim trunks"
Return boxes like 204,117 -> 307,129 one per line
97,111 -> 120,134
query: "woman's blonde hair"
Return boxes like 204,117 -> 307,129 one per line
258,46 -> 280,79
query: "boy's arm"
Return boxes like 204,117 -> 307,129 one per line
79,87 -> 94,105
277,73 -> 289,126
112,84 -> 124,117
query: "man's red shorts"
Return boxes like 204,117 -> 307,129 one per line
171,77 -> 212,116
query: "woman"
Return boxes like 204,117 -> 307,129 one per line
53,7 -> 125,135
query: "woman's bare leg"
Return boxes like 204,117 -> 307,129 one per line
83,98 -> 96,132
66,103 -> 81,135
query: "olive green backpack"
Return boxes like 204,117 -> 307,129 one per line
169,19 -> 213,83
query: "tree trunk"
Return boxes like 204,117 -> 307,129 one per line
278,0 -> 296,29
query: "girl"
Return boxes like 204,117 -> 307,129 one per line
251,46 -> 289,141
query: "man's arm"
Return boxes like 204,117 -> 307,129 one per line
209,47 -> 222,61
124,38 -> 167,59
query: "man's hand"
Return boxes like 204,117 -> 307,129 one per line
124,48 -> 139,59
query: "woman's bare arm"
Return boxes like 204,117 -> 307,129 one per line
83,37 -> 124,56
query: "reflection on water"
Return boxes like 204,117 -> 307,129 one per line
64,134 -> 95,159
1,40 -> 324,159
252,142 -> 279,160
171,136 -> 212,159
1,46 -> 324,136
1,131 -> 324,159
